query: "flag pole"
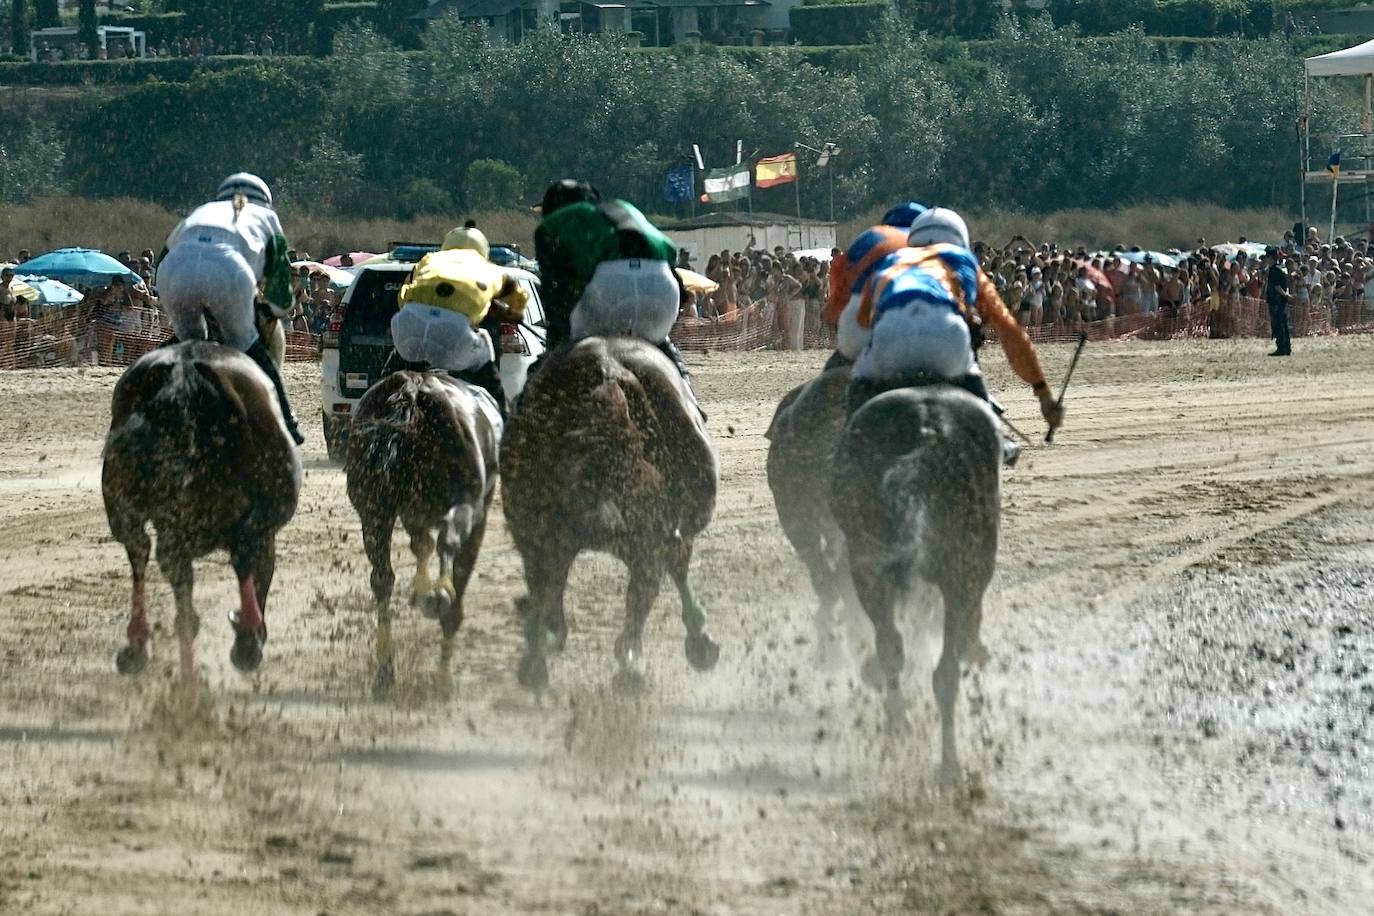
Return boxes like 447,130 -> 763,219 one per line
1330,171 -> 1340,243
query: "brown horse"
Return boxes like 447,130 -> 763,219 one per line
765,363 -> 863,660
103,341 -> 301,681
830,385 -> 1001,783
345,371 -> 499,697
502,337 -> 719,692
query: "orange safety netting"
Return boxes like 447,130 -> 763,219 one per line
4,297 -> 1372,370
0,307 -> 322,370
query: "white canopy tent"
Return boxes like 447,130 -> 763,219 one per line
1301,39 -> 1374,236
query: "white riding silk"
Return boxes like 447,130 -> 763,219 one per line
390,303 -> 495,375
852,298 -> 977,383
158,200 -> 287,350
570,259 -> 680,343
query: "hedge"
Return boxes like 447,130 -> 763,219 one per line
0,56 -> 334,87
790,3 -> 890,46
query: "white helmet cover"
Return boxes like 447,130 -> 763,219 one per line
216,172 -> 273,208
908,207 -> 970,249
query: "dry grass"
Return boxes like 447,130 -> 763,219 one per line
2,196 -> 1307,263
0,197 -> 539,261
840,202 -> 1301,251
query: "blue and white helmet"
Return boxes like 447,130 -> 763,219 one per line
908,207 -> 970,249
215,172 -> 273,208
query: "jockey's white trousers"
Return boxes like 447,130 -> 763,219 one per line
852,298 -> 976,384
571,259 -> 679,343
390,302 -> 494,374
157,238 -> 260,350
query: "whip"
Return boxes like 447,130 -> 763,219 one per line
1045,332 -> 1087,444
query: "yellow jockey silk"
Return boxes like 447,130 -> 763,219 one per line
399,249 -> 527,327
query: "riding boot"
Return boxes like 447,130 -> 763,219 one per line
656,338 -> 707,422
245,338 -> 305,446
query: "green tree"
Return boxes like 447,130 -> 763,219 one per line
465,159 -> 525,211
10,0 -> 30,56
34,0 -> 58,29
0,118 -> 68,203
79,0 -> 99,57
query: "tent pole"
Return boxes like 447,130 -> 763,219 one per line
1302,74 -> 1311,234
1366,74 -> 1372,135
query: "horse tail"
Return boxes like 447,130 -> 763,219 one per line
844,388 -> 1000,589
105,356 -> 247,515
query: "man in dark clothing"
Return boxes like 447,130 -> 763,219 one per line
1264,249 -> 1292,357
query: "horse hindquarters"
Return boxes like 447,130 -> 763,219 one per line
831,387 -> 1000,781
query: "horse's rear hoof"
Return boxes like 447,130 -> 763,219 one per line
230,631 -> 264,673
419,590 -> 449,621
372,662 -> 395,700
860,653 -> 885,692
611,667 -> 647,695
517,652 -> 548,690
116,644 -> 147,675
684,632 -> 720,672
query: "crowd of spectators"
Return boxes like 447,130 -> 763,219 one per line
977,226 -> 1374,333
679,239 -> 830,350
0,244 -> 341,368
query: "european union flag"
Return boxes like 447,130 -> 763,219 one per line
664,164 -> 694,204
1328,149 -> 1342,176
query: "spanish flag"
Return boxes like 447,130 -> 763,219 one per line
1328,149 -> 1342,177
755,152 -> 798,189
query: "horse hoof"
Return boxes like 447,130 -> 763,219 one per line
860,654 -> 885,692
420,590 -> 449,621
684,632 -> 720,672
226,610 -> 267,644
372,663 -> 395,700
115,644 -> 147,675
544,622 -> 568,653
884,695 -> 912,736
517,653 -> 548,690
612,667 -> 647,696
229,631 -> 264,673
938,759 -> 963,787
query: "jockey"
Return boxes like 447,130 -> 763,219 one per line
848,207 -> 1064,460
383,225 -> 527,419
157,173 -> 303,444
822,201 -> 927,370
533,179 -> 699,408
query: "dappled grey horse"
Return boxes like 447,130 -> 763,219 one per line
831,384 -> 1001,783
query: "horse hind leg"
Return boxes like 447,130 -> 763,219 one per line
161,557 -> 199,684
228,535 -> 271,674
852,561 -> 910,735
934,588 -> 978,785
114,521 -> 153,675
434,507 -> 486,692
669,537 -> 719,673
405,523 -> 438,617
516,546 -> 575,691
363,513 -> 398,697
613,559 -> 663,694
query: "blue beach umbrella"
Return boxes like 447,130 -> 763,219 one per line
15,248 -> 141,285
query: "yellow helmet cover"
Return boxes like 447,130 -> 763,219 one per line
399,249 -> 511,325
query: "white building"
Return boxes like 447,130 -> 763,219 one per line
658,212 -> 836,267
412,0 -> 791,46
